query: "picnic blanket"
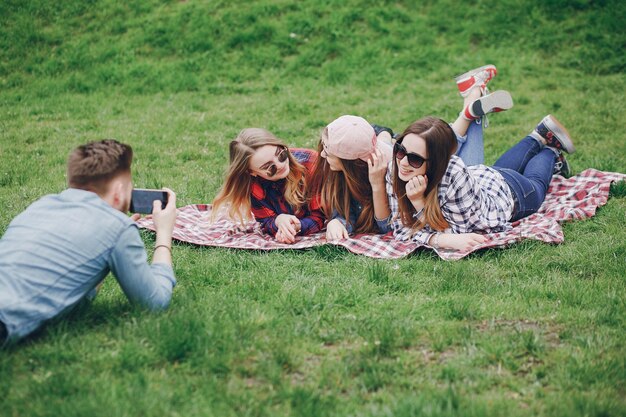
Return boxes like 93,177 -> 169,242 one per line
137,169 -> 625,260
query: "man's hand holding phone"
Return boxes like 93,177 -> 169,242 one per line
152,188 -> 177,240
130,189 -> 169,214
130,188 -> 177,266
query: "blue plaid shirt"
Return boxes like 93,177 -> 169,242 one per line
388,155 -> 514,244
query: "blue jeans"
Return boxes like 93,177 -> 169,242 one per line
492,137 -> 555,221
455,120 -> 484,165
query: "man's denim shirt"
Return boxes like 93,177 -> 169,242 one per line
0,188 -> 176,343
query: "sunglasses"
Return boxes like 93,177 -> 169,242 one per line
394,142 -> 428,169
264,146 -> 289,177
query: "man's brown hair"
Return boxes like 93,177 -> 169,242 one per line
67,139 -> 133,194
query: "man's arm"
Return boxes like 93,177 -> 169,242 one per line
109,188 -> 177,310
151,189 -> 176,265
109,226 -> 176,310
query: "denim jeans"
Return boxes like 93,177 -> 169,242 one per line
455,120 -> 484,166
492,136 -> 555,221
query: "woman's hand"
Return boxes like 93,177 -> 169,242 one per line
405,175 -> 427,212
275,214 -> 301,243
326,219 -> 349,240
367,148 -> 388,190
276,229 -> 295,244
436,233 -> 487,251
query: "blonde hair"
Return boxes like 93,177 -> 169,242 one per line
392,117 -> 458,232
308,140 -> 377,234
212,128 -> 307,225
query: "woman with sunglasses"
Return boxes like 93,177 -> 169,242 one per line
388,115 -> 575,252
212,128 -> 324,243
309,65 -> 512,240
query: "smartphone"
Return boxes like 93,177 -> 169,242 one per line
130,189 -> 168,214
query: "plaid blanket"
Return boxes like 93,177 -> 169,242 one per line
137,169 -> 625,260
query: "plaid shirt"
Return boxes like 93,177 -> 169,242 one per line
250,148 -> 325,237
388,155 -> 514,244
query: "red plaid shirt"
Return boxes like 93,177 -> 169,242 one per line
250,148 -> 325,236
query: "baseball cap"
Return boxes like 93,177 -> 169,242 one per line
322,115 -> 378,161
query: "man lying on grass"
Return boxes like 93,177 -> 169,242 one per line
0,139 -> 177,346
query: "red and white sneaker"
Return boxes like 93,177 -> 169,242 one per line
462,90 -> 513,120
455,64 -> 497,97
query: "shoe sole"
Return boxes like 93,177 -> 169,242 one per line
543,115 -> 575,154
471,90 -> 513,117
454,64 -> 496,82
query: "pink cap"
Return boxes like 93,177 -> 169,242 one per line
322,115 -> 377,161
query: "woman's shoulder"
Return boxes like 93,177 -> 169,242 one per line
440,155 -> 477,197
250,178 -> 266,201
377,141 -> 393,160
443,155 -> 468,181
447,154 -> 467,170
290,148 -> 318,174
289,148 -> 318,163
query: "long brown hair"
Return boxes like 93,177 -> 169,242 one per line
308,141 -> 377,234
212,128 -> 307,225
392,117 -> 458,231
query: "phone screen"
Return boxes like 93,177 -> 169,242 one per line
130,189 -> 168,214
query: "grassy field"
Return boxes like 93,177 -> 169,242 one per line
1,0 -> 625,416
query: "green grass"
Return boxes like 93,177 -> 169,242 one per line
1,0 -> 625,416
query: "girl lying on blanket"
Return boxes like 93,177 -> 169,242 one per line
211,128 -> 324,244
308,115 -> 395,240
309,64 -> 512,240
389,115 -> 575,252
